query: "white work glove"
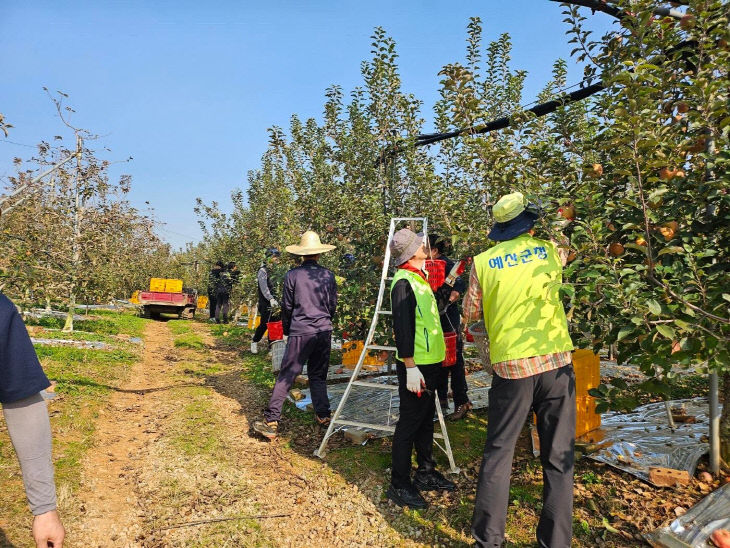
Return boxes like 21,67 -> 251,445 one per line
405,366 -> 426,395
270,299 -> 278,308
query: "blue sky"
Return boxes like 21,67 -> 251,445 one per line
0,1 -> 614,248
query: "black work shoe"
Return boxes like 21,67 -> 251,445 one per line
413,470 -> 456,492
252,420 -> 278,440
386,484 -> 428,509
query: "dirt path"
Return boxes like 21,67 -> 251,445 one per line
69,320 -> 421,547
71,321 -> 186,547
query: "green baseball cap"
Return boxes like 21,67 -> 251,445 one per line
489,191 -> 539,241
492,192 -> 528,223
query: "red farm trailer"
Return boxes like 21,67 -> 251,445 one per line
137,289 -> 197,320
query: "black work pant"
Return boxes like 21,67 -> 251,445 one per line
215,292 -> 230,324
252,301 -> 271,343
471,364 -> 576,548
391,361 -> 440,489
208,291 -> 217,319
264,331 -> 331,422
437,337 -> 469,407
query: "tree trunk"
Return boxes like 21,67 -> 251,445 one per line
62,136 -> 82,334
62,293 -> 75,332
721,371 -> 730,465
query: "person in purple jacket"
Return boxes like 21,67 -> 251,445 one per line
253,231 -> 337,440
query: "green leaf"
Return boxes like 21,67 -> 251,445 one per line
611,378 -> 628,390
602,518 -> 621,534
656,324 -> 676,339
647,299 -> 662,315
617,326 -> 634,341
674,319 -> 692,331
657,246 -> 684,256
595,402 -> 610,414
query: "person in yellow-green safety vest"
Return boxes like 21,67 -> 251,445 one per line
386,228 -> 456,510
463,192 -> 575,548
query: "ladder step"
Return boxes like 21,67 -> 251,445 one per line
330,419 -> 448,439
332,419 -> 395,432
367,344 -> 396,351
351,380 -> 398,390
377,310 -> 392,315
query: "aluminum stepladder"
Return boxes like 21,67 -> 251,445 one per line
314,217 -> 460,474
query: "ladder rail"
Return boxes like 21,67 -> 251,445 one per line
315,216 -> 459,474
315,218 -> 400,457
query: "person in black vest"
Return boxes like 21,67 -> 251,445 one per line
1,293 -> 65,547
215,265 -> 233,324
207,261 -> 223,320
428,234 -> 472,421
253,232 -> 337,439
251,248 -> 280,354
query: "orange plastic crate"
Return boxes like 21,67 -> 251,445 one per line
576,395 -> 601,437
573,349 -> 600,397
341,340 -> 384,368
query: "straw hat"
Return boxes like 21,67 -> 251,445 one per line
285,231 -> 336,256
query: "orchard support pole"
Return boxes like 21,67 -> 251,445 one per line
710,372 -> 720,475
705,130 -> 721,476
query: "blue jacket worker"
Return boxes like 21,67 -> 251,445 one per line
0,293 -> 66,547
387,228 -> 456,510
253,231 -> 337,440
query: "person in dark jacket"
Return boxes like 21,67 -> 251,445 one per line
207,261 -> 223,320
428,234 -> 472,421
253,231 -> 337,440
215,264 -> 233,324
387,228 -> 455,510
251,248 -> 280,354
0,293 -> 65,547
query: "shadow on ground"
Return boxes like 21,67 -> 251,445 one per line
0,528 -> 19,548
200,339 -> 497,547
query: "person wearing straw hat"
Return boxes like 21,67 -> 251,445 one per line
387,228 -> 456,510
463,191 -> 575,548
253,231 -> 337,440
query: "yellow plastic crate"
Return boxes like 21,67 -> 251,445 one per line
574,349 -> 600,397
164,279 -> 183,293
576,395 -> 601,438
130,290 -> 140,304
197,295 -> 209,309
247,315 -> 261,329
342,340 -> 385,368
150,278 -> 166,292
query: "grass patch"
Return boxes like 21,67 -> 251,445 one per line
28,328 -> 124,345
170,387 -> 222,456
23,309 -> 147,337
78,311 -> 146,337
173,332 -> 206,349
209,324 -> 277,390
168,319 -> 193,336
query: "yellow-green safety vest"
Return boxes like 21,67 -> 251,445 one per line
473,234 -> 573,363
390,268 -> 446,365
